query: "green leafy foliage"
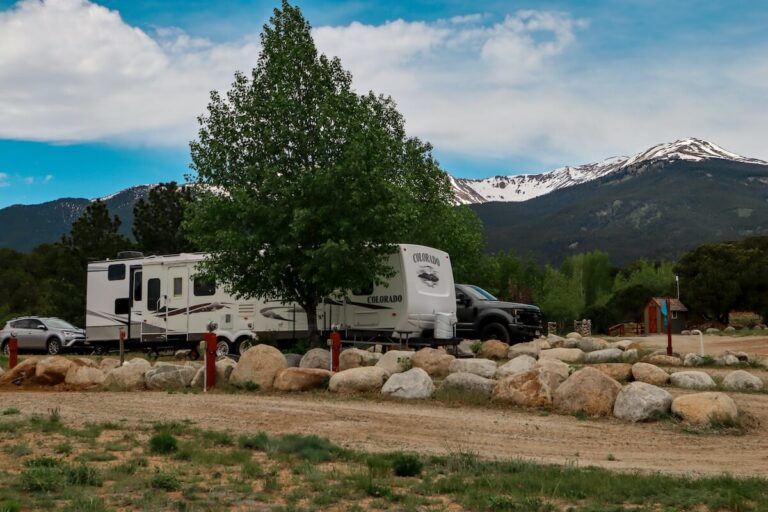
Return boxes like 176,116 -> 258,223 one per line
391,453 -> 423,477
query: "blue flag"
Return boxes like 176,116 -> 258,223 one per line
661,301 -> 668,317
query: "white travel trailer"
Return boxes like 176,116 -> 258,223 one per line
85,244 -> 457,355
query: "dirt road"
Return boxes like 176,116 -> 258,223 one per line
2,390 -> 766,477
628,333 -> 768,357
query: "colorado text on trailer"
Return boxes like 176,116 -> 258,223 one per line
85,244 -> 458,355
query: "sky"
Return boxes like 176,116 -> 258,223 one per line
1,0 -> 767,207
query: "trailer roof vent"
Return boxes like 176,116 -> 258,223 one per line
117,251 -> 145,259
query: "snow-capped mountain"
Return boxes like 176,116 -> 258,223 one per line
452,138 -> 767,204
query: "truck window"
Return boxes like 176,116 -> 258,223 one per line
193,278 -> 216,296
108,264 -> 126,281
147,278 -> 161,311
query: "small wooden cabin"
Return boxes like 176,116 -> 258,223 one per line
644,297 -> 688,334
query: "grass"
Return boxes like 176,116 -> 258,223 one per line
1,414 -> 767,511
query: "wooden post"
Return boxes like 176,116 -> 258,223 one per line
119,328 -> 126,366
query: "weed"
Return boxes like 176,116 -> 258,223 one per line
243,381 -> 260,391
434,387 -> 491,405
3,442 -> 31,457
149,431 -> 178,454
24,457 -> 61,467
66,463 -> 103,486
606,453 -> 616,461
75,452 -> 118,462
268,433 -> 346,462
200,429 -> 234,446
263,469 -> 280,492
573,410 -> 589,421
0,502 -> 20,512
150,469 -> 181,491
1,408 -> 20,416
54,441 -> 73,455
238,432 -> 269,451
392,452 -> 423,477
242,460 -> 263,479
62,496 -> 108,512
470,341 -> 482,354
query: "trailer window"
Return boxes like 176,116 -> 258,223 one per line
147,278 -> 161,311
133,271 -> 142,301
193,278 -> 216,296
114,298 -> 130,315
173,277 -> 183,297
108,264 -> 126,281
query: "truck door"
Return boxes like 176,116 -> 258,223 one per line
455,286 -> 475,331
165,265 -> 190,339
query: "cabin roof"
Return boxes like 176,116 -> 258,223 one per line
648,297 -> 688,312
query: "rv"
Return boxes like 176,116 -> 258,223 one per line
85,244 -> 457,355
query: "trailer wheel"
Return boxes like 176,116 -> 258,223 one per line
480,322 -> 510,343
235,337 -> 254,355
189,348 -> 200,361
216,339 -> 231,357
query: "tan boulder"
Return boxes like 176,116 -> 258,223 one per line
229,344 -> 287,390
631,362 -> 669,386
0,357 -> 41,385
565,332 -> 582,339
492,367 -> 565,407
375,350 -> 414,374
35,356 -> 74,385
553,367 -> 622,416
539,348 -> 585,364
477,340 -> 509,360
671,392 -> 738,425
496,355 -> 537,379
299,348 -> 331,370
411,347 -> 455,378
274,367 -> 332,391
329,366 -> 389,394
99,358 -> 121,372
102,358 -> 151,390
643,354 -> 683,367
65,365 -> 106,387
339,348 -> 381,370
535,359 -> 571,380
449,358 -> 497,379
591,363 -> 633,382
507,341 -> 541,359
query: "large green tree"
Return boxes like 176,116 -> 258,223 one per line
185,1 -> 456,343
133,182 -> 196,255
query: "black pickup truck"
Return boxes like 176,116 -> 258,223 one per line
454,284 -> 543,343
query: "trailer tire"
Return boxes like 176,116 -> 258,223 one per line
216,339 -> 231,357
235,337 -> 254,355
189,348 -> 200,361
46,337 -> 62,355
480,322 -> 510,343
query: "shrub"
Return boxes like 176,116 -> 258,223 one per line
392,453 -> 423,477
150,469 -> 181,491
238,432 -> 269,451
149,431 -> 178,454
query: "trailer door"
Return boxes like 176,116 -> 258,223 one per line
165,265 -> 190,339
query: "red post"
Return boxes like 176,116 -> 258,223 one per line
9,336 -> 18,369
205,332 -> 217,389
330,331 -> 341,372
666,298 -> 673,356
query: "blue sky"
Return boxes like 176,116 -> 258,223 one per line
1,0 -> 767,207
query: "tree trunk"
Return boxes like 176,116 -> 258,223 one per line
302,299 -> 322,348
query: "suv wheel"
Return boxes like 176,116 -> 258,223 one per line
47,337 -> 62,355
480,322 -> 511,343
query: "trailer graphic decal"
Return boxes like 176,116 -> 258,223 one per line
417,265 -> 439,288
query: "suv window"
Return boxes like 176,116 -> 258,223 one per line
28,319 -> 45,330
9,320 -> 26,329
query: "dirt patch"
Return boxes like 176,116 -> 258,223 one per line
1,389 -> 767,477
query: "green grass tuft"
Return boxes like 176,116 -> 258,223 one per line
149,431 -> 178,455
392,452 -> 423,477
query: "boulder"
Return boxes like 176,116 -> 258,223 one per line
631,363 -> 669,386
613,382 -> 673,422
339,348 -> 381,370
705,328 -> 720,335
102,359 -> 151,391
508,341 -> 541,359
576,338 -> 609,352
724,350 -> 750,363
621,349 -> 639,363
456,340 -> 477,357
64,363 -> 105,387
477,340 -> 509,360
99,358 -> 121,372
547,335 -> 566,348
565,332 -> 582,339
375,350 -> 414,375
35,356 -> 74,385
536,339 -> 551,350
381,368 -> 435,399
274,367 -> 332,391
671,392 -> 738,425
723,326 -> 736,333
0,357 -> 40,386
284,353 -> 302,368
539,348 -> 585,364
496,355 -> 537,379
584,348 -> 623,364
722,370 -> 763,391
449,358 -> 497,379
411,348 -> 455,378
681,330 -> 691,335
683,353 -> 704,367
669,371 -> 716,390
299,348 -> 331,370
590,363 -> 633,382
643,354 -> 682,367
329,366 -> 389,394
720,354 -> 740,366
438,372 -> 495,399
612,340 -> 635,351
145,364 -> 197,390
553,367 -> 622,416
535,359 -> 571,380
492,367 -> 565,407
229,344 -> 287,390
216,357 -> 237,382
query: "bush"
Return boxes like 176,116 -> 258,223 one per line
238,432 -> 269,451
149,431 -> 178,454
392,453 -> 423,477
150,469 -> 181,491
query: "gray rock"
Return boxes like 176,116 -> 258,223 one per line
683,353 -> 704,367
102,358 -> 151,390
507,341 -> 541,359
284,353 -> 302,368
456,340 -> 477,357
705,327 -> 720,334
339,348 -> 381,370
621,349 -> 639,363
299,348 -> 331,370
329,366 -> 390,393
535,359 -> 571,380
496,355 -> 537,379
376,350 -> 414,375
381,368 -> 434,399
145,364 -> 197,390
723,326 -> 736,333
584,348 -> 623,364
449,358 -> 497,379
669,371 -> 716,390
438,372 -> 495,398
575,338 -> 609,352
722,370 -> 763,391
613,382 -> 673,422
539,348 -> 585,364
722,354 -> 741,366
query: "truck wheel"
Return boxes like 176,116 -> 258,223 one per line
480,322 -> 510,343
46,337 -> 62,355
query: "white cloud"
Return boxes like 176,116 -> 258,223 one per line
0,173 -> 8,187
43,174 -> 54,183
23,176 -> 34,184
0,0 -> 767,171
